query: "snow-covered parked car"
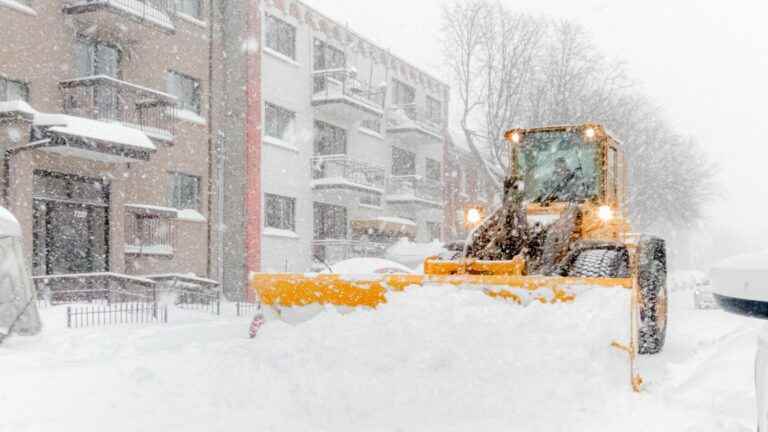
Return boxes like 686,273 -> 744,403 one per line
710,251 -> 768,430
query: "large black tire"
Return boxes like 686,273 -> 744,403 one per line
567,248 -> 628,278
637,237 -> 668,355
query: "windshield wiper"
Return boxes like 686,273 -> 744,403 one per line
535,169 -> 579,206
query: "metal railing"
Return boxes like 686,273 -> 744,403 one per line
387,104 -> 443,136
388,175 -> 444,204
312,69 -> 386,113
67,302 -> 168,328
312,240 -> 388,264
311,155 -> 386,192
33,273 -> 157,305
60,75 -> 177,140
63,0 -> 177,30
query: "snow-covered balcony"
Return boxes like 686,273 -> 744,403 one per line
310,155 -> 386,195
311,239 -> 388,265
311,69 -> 386,122
386,175 -> 444,207
387,104 -> 444,145
62,0 -> 177,34
59,75 -> 177,143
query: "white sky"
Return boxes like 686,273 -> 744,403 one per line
304,0 -> 768,260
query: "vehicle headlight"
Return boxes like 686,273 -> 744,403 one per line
598,205 -> 614,222
467,208 -> 482,225
584,127 -> 596,139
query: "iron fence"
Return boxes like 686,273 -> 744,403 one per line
174,286 -> 221,315
235,302 -> 262,317
63,0 -> 177,30
66,302 -> 167,328
387,103 -> 443,136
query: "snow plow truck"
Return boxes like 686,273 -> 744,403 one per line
252,123 -> 668,391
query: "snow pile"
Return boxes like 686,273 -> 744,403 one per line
322,257 -> 414,274
714,251 -> 768,271
386,238 -> 447,268
0,281 -> 760,431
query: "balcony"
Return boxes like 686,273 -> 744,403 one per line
62,0 -> 177,34
311,69 -> 386,121
310,155 -> 386,194
386,175 -> 444,207
60,75 -> 177,142
311,239 -> 387,265
387,104 -> 444,145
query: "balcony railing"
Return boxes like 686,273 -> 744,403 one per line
387,104 -> 444,141
387,175 -> 444,206
124,210 -> 175,256
60,75 -> 177,141
312,239 -> 388,265
312,69 -> 386,116
311,155 -> 387,193
63,0 -> 177,31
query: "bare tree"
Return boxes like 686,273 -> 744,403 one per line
441,1 -> 714,230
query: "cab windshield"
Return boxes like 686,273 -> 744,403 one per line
517,130 -> 599,203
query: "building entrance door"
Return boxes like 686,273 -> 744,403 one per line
32,171 -> 110,275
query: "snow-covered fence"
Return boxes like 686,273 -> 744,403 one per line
175,286 -> 220,315
235,301 -> 261,317
33,273 -> 157,305
66,303 -> 167,329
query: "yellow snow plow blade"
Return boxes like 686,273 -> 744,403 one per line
251,271 -> 633,308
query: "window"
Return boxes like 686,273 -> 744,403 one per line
0,77 -> 29,102
314,120 -> 347,155
359,192 -> 381,208
176,0 -> 201,18
74,38 -> 121,78
360,114 -> 381,134
265,193 -> 296,232
265,14 -> 296,60
265,102 -> 295,141
313,39 -> 346,71
313,202 -> 347,240
167,71 -> 201,114
168,172 -> 201,210
426,222 -> 442,241
426,158 -> 442,182
126,214 -> 173,252
392,147 -> 416,176
607,147 -> 618,200
392,79 -> 415,107
426,96 -> 442,124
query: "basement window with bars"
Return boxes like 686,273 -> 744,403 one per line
265,14 -> 296,60
0,77 -> 29,102
265,102 -> 295,142
168,172 -> 201,210
167,70 -> 201,114
265,194 -> 296,232
125,213 -> 174,255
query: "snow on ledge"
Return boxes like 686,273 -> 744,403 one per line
176,12 -> 207,28
176,209 -> 207,223
35,113 -> 155,151
0,0 -> 37,16
263,135 -> 300,153
170,108 -> 206,125
0,100 -> 37,117
0,206 -> 21,238
264,227 -> 300,239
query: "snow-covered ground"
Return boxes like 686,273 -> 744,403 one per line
0,273 -> 761,432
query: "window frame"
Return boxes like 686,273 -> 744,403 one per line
313,202 -> 348,240
168,172 -> 201,210
313,38 -> 346,71
74,37 -> 122,78
0,77 -> 29,102
426,96 -> 442,124
264,102 -> 296,142
175,0 -> 201,19
264,193 -> 296,232
313,120 -> 347,156
425,158 -> 442,182
391,146 -> 416,176
392,79 -> 416,107
167,70 -> 202,114
265,14 -> 297,60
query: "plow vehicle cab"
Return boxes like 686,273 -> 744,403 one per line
252,123 -> 668,391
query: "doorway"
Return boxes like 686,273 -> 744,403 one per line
32,171 -> 109,275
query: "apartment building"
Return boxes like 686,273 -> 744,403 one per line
216,0 -> 450,294
0,0 -> 215,283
